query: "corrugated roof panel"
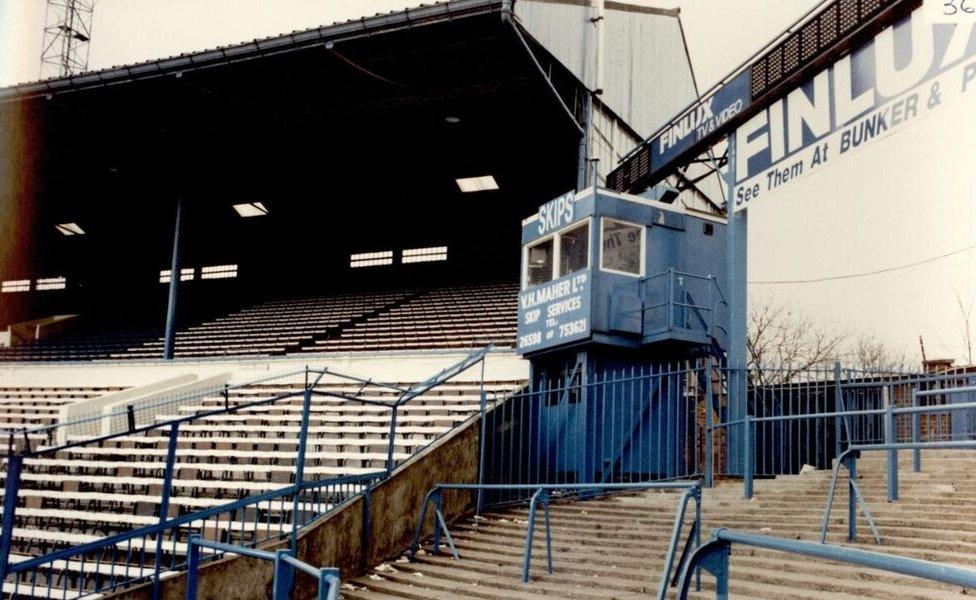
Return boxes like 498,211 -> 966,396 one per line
514,0 -> 699,138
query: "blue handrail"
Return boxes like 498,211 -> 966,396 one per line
407,481 -> 700,598
185,537 -> 341,600
675,528 -> 976,599
0,347 -> 494,599
819,439 -> 976,544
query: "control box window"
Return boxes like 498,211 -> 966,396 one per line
601,218 -> 643,276
526,238 -> 554,286
559,222 -> 589,277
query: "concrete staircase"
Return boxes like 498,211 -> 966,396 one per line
343,450 -> 976,599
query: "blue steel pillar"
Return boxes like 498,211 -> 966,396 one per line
152,422 -> 180,600
292,385 -> 314,552
725,134 -> 748,475
885,404 -> 899,501
163,199 -> 182,360
0,454 -> 23,585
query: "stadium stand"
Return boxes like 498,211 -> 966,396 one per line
307,282 -> 518,354
0,282 -> 518,362
348,450 -> 976,599
0,327 -> 159,363
118,290 -> 413,359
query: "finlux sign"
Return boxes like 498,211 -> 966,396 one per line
653,70 -> 752,171
731,10 -> 976,210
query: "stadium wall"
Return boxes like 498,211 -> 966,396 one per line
0,351 -> 528,389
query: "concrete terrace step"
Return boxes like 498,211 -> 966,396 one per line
349,452 -> 976,599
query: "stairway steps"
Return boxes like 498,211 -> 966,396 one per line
349,450 -> 976,599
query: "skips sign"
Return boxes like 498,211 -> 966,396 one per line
732,10 -> 976,211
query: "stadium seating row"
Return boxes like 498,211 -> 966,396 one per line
0,282 -> 518,362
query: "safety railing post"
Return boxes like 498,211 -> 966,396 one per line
184,536 -> 200,600
742,415 -> 753,500
846,456 -> 857,542
676,536 -> 731,600
911,390 -> 921,473
359,485 -> 372,570
272,549 -> 295,600
885,404 -> 899,501
476,357 -> 488,514
522,488 -> 552,583
0,454 -> 23,585
431,489 -> 443,554
386,405 -> 399,475
292,385 -> 314,552
833,361 -> 843,457
317,567 -> 340,600
705,369 -> 714,488
152,422 -> 180,600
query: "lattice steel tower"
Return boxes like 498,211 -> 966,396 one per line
40,0 -> 94,79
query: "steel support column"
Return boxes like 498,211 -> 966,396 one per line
152,422 -> 180,600
725,134 -> 748,474
163,199 -> 182,360
0,454 -> 23,585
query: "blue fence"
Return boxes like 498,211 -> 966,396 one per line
0,347 -> 493,599
480,362 -> 709,505
480,360 -> 976,503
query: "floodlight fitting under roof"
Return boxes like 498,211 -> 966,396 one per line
233,202 -> 269,217
55,222 -> 85,236
456,175 -> 498,193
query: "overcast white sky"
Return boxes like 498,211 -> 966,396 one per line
0,0 -> 973,364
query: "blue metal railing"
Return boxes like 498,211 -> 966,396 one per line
0,347 -> 495,599
611,269 -> 727,344
747,383 -> 976,498
675,528 -> 976,599
185,537 -> 340,600
1,472 -> 381,600
481,362 -> 708,505
819,438 -> 976,544
706,366 -> 976,497
407,481 -> 701,599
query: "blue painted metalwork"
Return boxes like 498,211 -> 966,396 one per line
518,188 -> 727,356
476,358 -> 490,514
704,376 -> 714,488
676,529 -> 976,599
0,454 -> 23,584
522,488 -> 553,582
409,481 -> 700,597
3,471 -> 381,599
741,415 -> 753,500
184,536 -> 340,600
292,369 -> 325,552
0,348 -> 492,598
724,133 -> 748,477
162,198 -> 182,361
833,362 -> 845,458
912,390 -> 922,472
884,404 -> 899,501
151,422 -> 180,600
818,449 -> 881,545
820,439 -> 976,544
